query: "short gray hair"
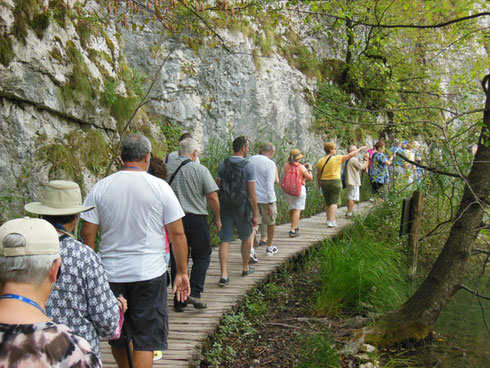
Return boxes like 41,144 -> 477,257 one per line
178,138 -> 198,155
347,145 -> 357,153
0,234 -> 59,285
259,142 -> 274,154
121,134 -> 151,162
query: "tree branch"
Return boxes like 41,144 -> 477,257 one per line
290,9 -> 490,30
394,152 -> 461,178
459,285 -> 490,301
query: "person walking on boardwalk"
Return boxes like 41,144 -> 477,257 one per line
343,146 -> 369,218
0,218 -> 101,367
166,137 -> 222,312
317,142 -> 367,228
217,136 -> 258,287
369,141 -> 392,200
282,148 -> 313,238
80,134 -> 190,368
24,180 -> 127,358
249,142 -> 279,260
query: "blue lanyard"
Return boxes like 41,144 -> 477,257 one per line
122,166 -> 143,171
0,294 -> 47,315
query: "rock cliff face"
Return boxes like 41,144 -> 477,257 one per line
0,1 -> 330,217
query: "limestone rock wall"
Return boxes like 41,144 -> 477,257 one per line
0,1 -> 330,218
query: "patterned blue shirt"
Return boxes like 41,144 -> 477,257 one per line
369,152 -> 390,184
47,235 -> 121,357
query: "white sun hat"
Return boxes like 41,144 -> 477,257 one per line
24,180 -> 95,216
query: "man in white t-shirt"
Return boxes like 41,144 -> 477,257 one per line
249,143 -> 279,261
81,134 -> 190,368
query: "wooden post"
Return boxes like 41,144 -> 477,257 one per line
408,191 -> 424,277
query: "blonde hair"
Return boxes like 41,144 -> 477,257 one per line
323,142 -> 336,154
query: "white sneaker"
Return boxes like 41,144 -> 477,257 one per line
250,249 -> 259,263
327,220 -> 337,228
266,245 -> 278,256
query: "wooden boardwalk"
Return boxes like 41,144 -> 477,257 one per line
100,202 -> 372,367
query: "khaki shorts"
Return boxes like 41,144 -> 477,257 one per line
257,202 -> 277,226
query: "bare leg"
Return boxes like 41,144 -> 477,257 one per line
219,242 -> 230,277
241,235 -> 252,271
267,224 -> 276,246
346,199 -> 354,214
132,350 -> 153,368
111,346 -> 130,368
290,209 -> 301,231
326,204 -> 338,221
259,223 -> 267,242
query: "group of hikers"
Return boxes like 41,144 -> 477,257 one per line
0,132 -> 424,367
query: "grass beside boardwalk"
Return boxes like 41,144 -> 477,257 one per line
200,204 -> 415,367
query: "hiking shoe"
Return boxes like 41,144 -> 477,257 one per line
174,301 -> 187,312
258,240 -> 267,247
266,245 -> 278,256
241,267 -> 255,276
289,230 -> 299,238
249,249 -> 259,264
187,296 -> 208,309
327,220 -> 338,228
153,351 -> 163,361
295,227 -> 300,233
345,213 -> 353,219
219,276 -> 230,287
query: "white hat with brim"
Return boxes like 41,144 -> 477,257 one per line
24,180 -> 95,216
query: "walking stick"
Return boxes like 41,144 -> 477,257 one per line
118,295 -> 133,368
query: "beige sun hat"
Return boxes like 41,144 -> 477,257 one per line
24,180 -> 95,216
0,218 -> 60,257
289,148 -> 304,161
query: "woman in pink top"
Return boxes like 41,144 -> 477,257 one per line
282,149 -> 313,238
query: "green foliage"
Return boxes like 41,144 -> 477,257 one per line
316,207 -> 411,315
0,35 -> 14,66
296,332 -> 341,368
314,82 -> 375,146
103,77 -> 118,107
76,15 -> 101,48
62,40 -> 95,103
203,312 -> 256,367
110,95 -> 138,128
38,130 -> 111,182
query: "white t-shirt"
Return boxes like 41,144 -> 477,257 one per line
249,154 -> 277,204
81,171 -> 184,283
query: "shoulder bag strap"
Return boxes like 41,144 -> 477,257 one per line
320,156 -> 333,178
168,159 -> 192,185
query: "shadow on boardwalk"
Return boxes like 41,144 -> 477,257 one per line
100,202 -> 373,367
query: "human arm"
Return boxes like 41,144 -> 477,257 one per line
316,162 -> 323,187
362,153 -> 369,172
342,146 -> 368,163
166,219 -> 190,302
302,163 -> 313,182
85,249 -> 123,339
274,166 -> 279,184
206,191 -> 222,232
80,221 -> 98,251
248,181 -> 258,227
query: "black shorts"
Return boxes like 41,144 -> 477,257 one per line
109,272 -> 168,351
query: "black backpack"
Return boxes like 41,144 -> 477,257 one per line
219,158 -> 249,209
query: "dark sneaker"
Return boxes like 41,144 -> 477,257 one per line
258,240 -> 267,247
187,296 -> 208,309
219,276 -> 230,287
241,267 -> 255,276
289,230 -> 299,238
295,227 -> 300,233
174,302 -> 187,312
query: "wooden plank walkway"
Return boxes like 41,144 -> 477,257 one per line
100,202 -> 372,367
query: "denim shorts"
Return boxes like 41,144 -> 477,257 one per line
219,203 -> 253,242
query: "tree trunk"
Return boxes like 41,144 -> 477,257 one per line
376,74 -> 490,343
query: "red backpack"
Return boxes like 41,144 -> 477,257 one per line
281,162 -> 302,196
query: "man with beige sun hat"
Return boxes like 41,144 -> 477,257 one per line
24,180 -> 127,358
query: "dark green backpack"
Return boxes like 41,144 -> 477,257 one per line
219,158 -> 249,209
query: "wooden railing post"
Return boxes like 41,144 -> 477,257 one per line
408,191 -> 424,277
